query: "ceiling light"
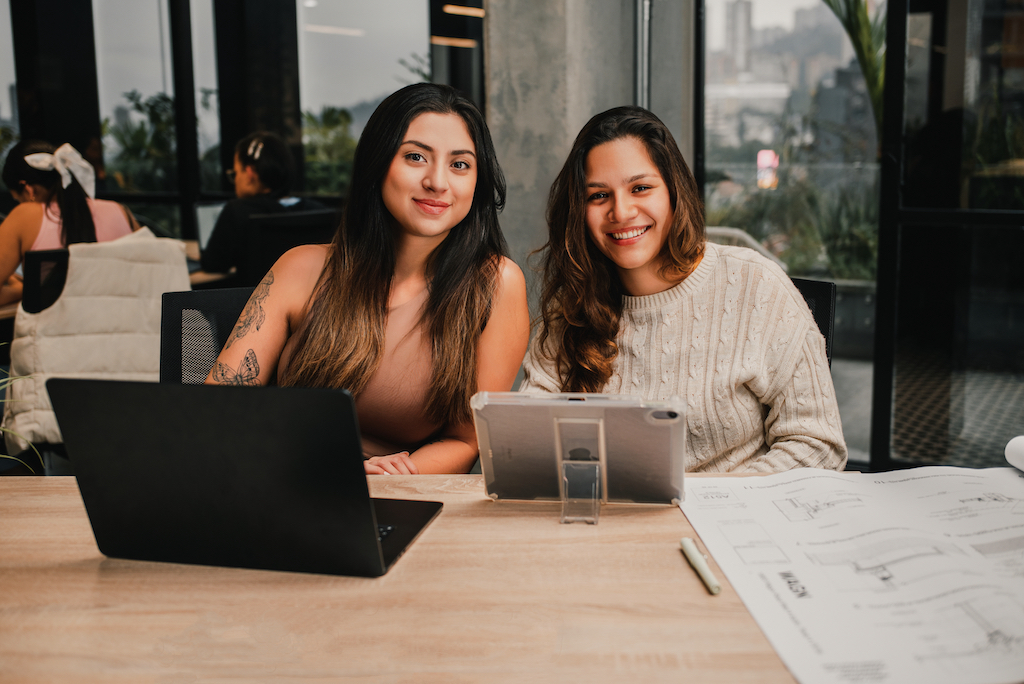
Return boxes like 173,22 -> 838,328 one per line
443,4 -> 485,18
430,36 -> 478,48
305,24 -> 366,37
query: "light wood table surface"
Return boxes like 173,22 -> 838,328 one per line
0,475 -> 794,683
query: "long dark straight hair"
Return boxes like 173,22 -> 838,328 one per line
1,139 -> 98,245
280,83 -> 508,426
536,106 -> 705,392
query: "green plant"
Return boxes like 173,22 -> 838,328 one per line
398,52 -> 431,83
821,0 -> 886,142
813,184 -> 879,280
104,90 -> 178,193
302,106 -> 358,195
707,178 -> 827,276
0,370 -> 43,474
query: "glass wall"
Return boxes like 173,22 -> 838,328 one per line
0,0 -> 17,153
192,0 -> 222,194
703,0 -> 883,464
0,0 -> 16,219
92,0 -> 180,234
903,0 -> 1024,211
877,0 -> 1024,469
295,0 -> 429,196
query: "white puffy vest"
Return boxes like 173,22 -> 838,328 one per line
3,228 -> 191,454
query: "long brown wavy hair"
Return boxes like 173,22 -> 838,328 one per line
279,83 -> 508,427
535,106 -> 705,392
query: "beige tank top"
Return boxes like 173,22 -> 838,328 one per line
356,287 -> 440,455
279,286 -> 440,456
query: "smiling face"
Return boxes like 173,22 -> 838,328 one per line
584,136 -> 677,296
382,111 -> 477,248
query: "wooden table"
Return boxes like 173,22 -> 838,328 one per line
0,475 -> 794,683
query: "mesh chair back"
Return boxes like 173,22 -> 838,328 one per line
791,277 -> 837,367
160,288 -> 254,384
22,249 -> 70,313
240,208 -> 337,286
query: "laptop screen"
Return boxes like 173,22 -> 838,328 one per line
194,201 -> 226,252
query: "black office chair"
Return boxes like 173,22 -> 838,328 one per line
22,249 -> 71,313
159,287 -> 254,384
791,277 -> 836,367
239,208 -> 337,286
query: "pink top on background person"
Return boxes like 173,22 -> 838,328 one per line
30,198 -> 133,252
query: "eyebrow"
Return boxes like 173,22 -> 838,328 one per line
402,140 -> 477,158
586,173 -> 655,188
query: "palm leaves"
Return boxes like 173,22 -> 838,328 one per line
822,0 -> 887,139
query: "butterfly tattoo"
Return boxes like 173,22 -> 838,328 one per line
211,349 -> 260,386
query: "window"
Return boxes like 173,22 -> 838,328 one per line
703,0 -> 884,464
296,0 -> 430,196
92,0 -> 180,234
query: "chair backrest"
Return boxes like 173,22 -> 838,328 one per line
790,277 -> 836,367
240,208 -> 337,286
22,249 -> 70,314
159,287 -> 254,384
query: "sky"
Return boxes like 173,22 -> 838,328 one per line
0,0 -> 14,123
706,0 -> 822,52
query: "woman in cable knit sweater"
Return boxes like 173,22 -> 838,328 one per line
521,106 -> 847,473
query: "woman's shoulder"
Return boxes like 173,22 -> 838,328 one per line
0,201 -> 44,238
709,242 -> 809,314
261,244 -> 330,322
4,201 -> 44,223
276,243 -> 330,277
711,242 -> 790,281
495,255 -> 525,287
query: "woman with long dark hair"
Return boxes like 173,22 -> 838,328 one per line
206,83 -> 530,475
523,106 -> 846,472
0,140 -> 138,305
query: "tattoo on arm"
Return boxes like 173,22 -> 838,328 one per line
211,349 -> 260,386
225,271 -> 274,350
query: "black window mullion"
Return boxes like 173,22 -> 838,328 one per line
168,0 -> 200,241
870,0 -> 910,471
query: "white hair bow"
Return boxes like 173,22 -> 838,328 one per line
24,143 -> 96,199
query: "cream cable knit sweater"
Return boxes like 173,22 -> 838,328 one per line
521,242 -> 848,473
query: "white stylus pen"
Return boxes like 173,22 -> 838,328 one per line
680,537 -> 722,595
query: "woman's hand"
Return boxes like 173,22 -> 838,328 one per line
364,452 -> 420,475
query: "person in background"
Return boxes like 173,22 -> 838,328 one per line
206,83 -> 530,475
0,140 -> 138,306
200,131 -> 326,275
522,106 -> 847,473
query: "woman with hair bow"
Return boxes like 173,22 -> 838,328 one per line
0,140 -> 139,306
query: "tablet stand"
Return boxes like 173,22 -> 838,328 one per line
555,417 -> 607,524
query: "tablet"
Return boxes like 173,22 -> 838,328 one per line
471,392 -> 686,504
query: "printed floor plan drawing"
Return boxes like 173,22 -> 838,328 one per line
806,535 -> 966,591
773,494 -> 865,522
682,467 -> 1024,684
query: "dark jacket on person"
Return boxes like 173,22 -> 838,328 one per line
200,195 -> 327,274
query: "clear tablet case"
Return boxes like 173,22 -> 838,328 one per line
471,392 -> 686,504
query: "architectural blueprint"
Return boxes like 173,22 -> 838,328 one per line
681,467 -> 1024,684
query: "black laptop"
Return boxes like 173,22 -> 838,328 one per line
46,379 -> 442,577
